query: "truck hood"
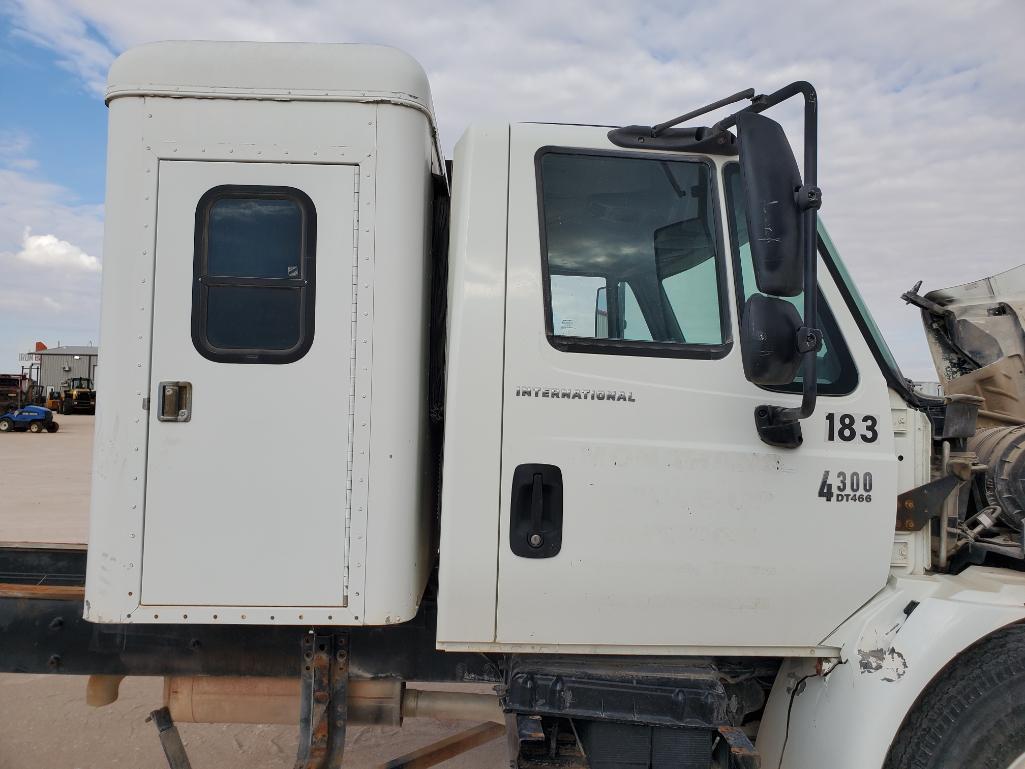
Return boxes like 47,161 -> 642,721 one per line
908,264 -> 1025,426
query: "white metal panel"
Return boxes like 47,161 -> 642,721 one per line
86,97 -> 154,621
107,42 -> 434,111
757,568 -> 1025,769
105,42 -> 444,178
88,64 -> 438,625
360,105 -> 435,624
436,124 -> 511,644
493,123 -> 899,649
142,160 -> 356,608
88,43 -> 454,629
890,393 -> 932,575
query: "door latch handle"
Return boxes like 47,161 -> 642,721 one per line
511,464 -> 563,558
158,381 -> 192,422
529,473 -> 545,548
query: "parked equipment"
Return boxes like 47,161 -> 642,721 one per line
44,390 -> 61,411
3,41 -> 1025,769
58,376 -> 96,415
0,374 -> 28,413
0,405 -> 59,433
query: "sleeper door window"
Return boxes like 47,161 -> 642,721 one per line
723,164 -> 857,395
192,186 -> 317,364
538,150 -> 730,358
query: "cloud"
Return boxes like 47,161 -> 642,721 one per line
0,134 -> 103,367
0,132 -> 39,171
6,0 -> 116,95
16,228 -> 100,272
2,0 -> 1025,380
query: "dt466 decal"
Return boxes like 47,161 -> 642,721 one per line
818,470 -> 873,503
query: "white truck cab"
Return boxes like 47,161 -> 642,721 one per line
11,40 -> 1014,769
437,122 -> 900,654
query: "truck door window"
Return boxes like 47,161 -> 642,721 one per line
551,274 -> 606,337
723,164 -> 858,395
538,149 -> 730,358
621,283 -> 653,341
551,276 -> 653,341
192,185 -> 317,364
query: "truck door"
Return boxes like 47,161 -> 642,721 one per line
496,125 -> 897,648
142,161 -> 356,608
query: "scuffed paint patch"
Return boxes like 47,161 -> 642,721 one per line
858,646 -> 908,681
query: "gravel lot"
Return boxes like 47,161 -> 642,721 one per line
0,414 -> 506,768
0,413 -> 93,545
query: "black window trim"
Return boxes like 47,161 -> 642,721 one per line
817,232 -> 938,409
721,163 -> 859,396
192,184 -> 317,365
535,146 -> 733,360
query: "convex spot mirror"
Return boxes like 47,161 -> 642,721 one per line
737,111 -> 804,298
741,293 -> 803,385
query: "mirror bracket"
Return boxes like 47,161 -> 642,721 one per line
796,326 -> 823,354
796,184 -> 822,211
754,405 -> 804,449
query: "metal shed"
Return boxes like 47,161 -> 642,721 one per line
24,346 -> 99,392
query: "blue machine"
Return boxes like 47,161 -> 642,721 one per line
0,405 -> 59,433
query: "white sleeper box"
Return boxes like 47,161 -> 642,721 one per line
85,41 -> 442,626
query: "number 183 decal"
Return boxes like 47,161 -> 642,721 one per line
825,412 -> 879,443
818,470 -> 873,503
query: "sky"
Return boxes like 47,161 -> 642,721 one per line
1,0 -> 1023,381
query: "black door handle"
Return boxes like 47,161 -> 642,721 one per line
529,473 -> 544,547
511,464 -> 563,558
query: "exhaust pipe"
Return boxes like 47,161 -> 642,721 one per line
161,676 -> 503,726
401,687 -> 504,724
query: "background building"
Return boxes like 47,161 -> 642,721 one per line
20,346 -> 99,393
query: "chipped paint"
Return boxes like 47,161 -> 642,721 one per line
858,646 -> 908,681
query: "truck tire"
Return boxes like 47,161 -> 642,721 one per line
61,399 -> 73,415
46,422 -> 59,433
28,421 -> 43,433
0,418 -> 12,433
885,625 -> 1025,769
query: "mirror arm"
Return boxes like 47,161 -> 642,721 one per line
739,82 -> 823,442
791,82 -> 820,422
651,88 -> 756,136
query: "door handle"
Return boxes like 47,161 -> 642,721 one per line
529,473 -> 544,547
158,381 -> 192,422
510,464 -> 563,558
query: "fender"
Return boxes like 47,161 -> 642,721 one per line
756,566 -> 1025,769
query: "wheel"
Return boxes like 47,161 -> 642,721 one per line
28,421 -> 43,433
46,422 -> 59,433
0,418 -> 12,433
885,625 -> 1025,769
61,399 -> 73,415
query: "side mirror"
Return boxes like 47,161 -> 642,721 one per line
633,82 -> 822,447
740,294 -> 803,385
737,111 -> 804,297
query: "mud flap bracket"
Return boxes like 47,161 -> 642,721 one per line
295,632 -> 349,769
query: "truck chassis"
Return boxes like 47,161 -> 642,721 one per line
0,544 -> 768,768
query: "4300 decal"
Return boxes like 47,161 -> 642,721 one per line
818,470 -> 873,503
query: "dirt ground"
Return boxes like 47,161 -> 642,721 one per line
0,414 -> 507,768
0,413 -> 94,544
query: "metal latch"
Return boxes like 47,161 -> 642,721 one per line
157,382 -> 192,422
